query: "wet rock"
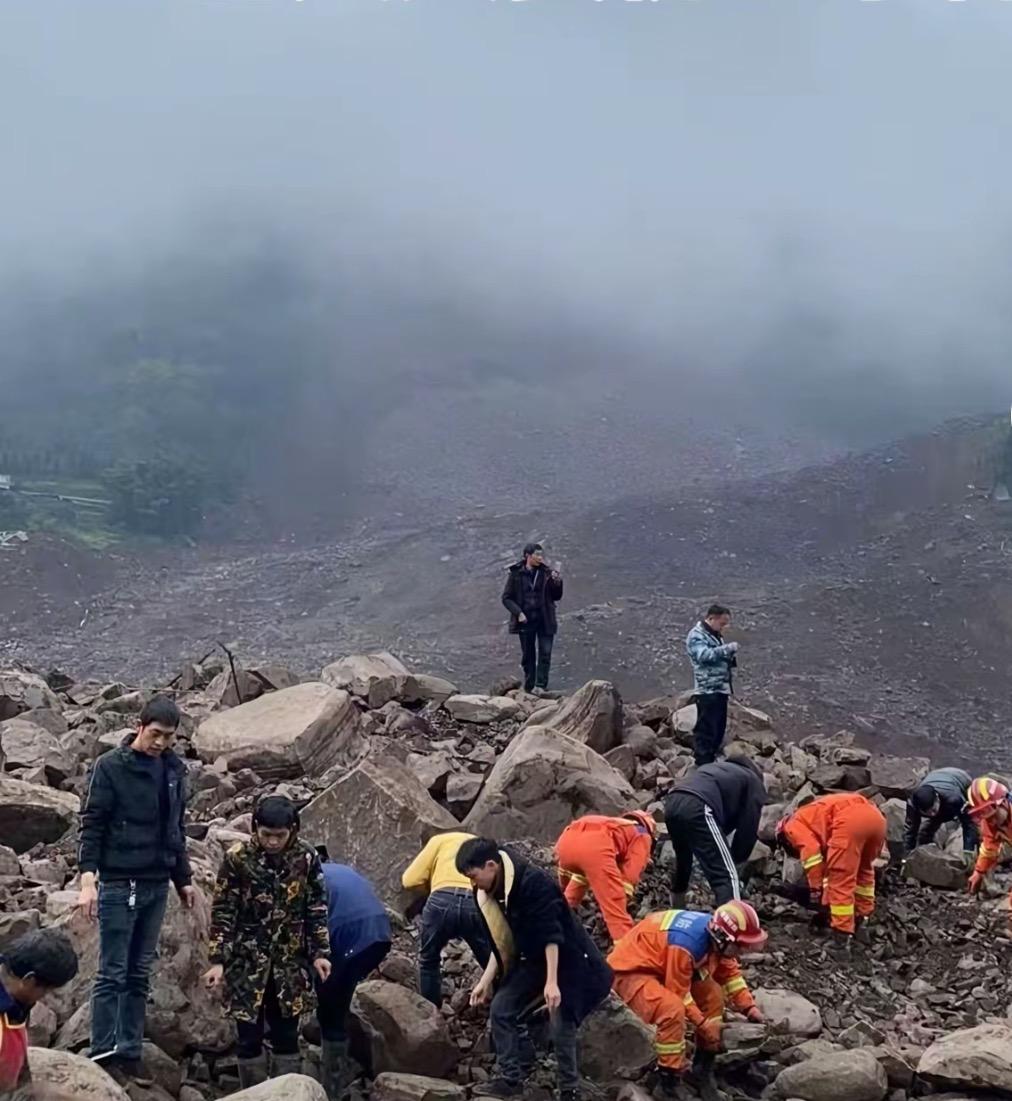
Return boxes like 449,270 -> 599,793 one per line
350,980 -> 457,1078
0,718 -> 74,785
0,777 -> 79,852
536,679 -> 623,755
444,695 -> 521,725
371,1073 -> 465,1101
918,1021 -> 1012,1094
321,652 -> 410,709
222,1075 -> 327,1100
194,683 -> 365,779
302,757 -> 458,906
0,670 -> 62,721
464,726 -> 635,843
755,989 -> 822,1036
579,993 -> 656,1081
868,756 -> 930,798
22,1046 -> 130,1100
904,845 -> 967,890
773,1048 -> 888,1100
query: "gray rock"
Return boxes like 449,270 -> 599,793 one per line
22,1048 -> 130,1099
774,1048 -> 888,1100
621,724 -> 659,759
350,980 -> 457,1078
371,1073 -> 465,1101
918,1022 -> 1012,1094
536,679 -> 623,755
755,989 -> 822,1037
445,771 -> 484,818
904,844 -> 967,890
0,777 -> 79,852
321,652 -> 410,709
604,745 -> 638,781
444,695 -> 521,725
400,675 -> 458,707
0,908 -> 41,951
1,718 -> 74,785
0,842 -> 19,876
579,993 -> 656,1081
868,755 -> 931,797
221,1075 -> 328,1100
0,670 -> 62,721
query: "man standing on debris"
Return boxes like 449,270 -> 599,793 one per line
203,796 -> 332,1088
555,811 -> 658,941
686,605 -> 738,767
502,541 -> 564,695
76,695 -> 196,1083
966,778 -> 1012,919
608,903 -> 766,1098
316,850 -> 392,1099
904,767 -> 977,861
457,837 -> 612,1101
0,931 -> 79,1093
402,831 -> 492,1007
774,792 -> 886,953
664,756 -> 767,907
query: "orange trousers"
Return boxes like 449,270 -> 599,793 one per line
613,972 -> 724,1072
824,802 -> 885,934
557,823 -> 634,941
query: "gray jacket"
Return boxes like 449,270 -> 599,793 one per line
904,767 -> 976,853
686,621 -> 736,695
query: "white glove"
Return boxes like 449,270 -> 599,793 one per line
726,642 -> 739,654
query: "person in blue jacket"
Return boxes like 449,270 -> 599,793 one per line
316,852 -> 392,1100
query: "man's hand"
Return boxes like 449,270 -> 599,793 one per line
968,871 -> 984,895
745,1006 -> 764,1024
517,613 -> 527,624
179,886 -> 197,910
470,977 -> 493,1007
550,570 -> 561,582
77,877 -> 99,923
726,641 -> 739,654
313,959 -> 332,983
203,964 -> 224,990
696,1018 -> 724,1052
544,981 -> 562,1011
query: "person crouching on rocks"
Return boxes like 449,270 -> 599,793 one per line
203,796 -> 331,1089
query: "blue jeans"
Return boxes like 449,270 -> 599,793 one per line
91,879 -> 169,1060
519,628 -> 554,692
419,888 -> 491,1007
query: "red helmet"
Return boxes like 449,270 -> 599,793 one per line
967,777 -> 1009,817
624,810 -> 658,837
709,901 -> 767,948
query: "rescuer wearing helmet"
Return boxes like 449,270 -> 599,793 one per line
966,777 -> 1012,919
774,792 -> 886,954
555,811 -> 658,942
607,903 -> 766,1095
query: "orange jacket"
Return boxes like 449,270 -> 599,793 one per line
784,793 -> 882,891
556,815 -> 654,893
974,810 -> 1012,876
607,910 -> 755,1025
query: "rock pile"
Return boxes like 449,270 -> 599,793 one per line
2,653 -> 1011,1101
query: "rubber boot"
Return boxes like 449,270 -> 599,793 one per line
237,1054 -> 269,1090
270,1051 -> 303,1078
320,1039 -> 350,1099
669,891 -> 687,910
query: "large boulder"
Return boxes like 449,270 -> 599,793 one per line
463,726 -> 635,843
321,652 -> 410,709
0,719 -> 74,785
193,683 -> 364,779
301,757 -> 458,906
0,778 -> 79,853
579,993 -> 656,1081
22,1047 -> 129,1100
536,679 -> 623,755
221,1074 -> 328,1100
443,695 -> 521,725
350,980 -> 457,1077
371,1074 -> 465,1101
773,1049 -> 887,1101
400,674 -> 458,707
0,670 -> 62,721
904,844 -> 967,890
868,755 -> 930,797
754,989 -> 822,1037
918,1022 -> 1012,1094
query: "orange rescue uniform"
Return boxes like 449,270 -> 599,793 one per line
972,805 -> 1012,899
607,909 -> 756,1072
783,792 -> 886,934
555,814 -> 654,941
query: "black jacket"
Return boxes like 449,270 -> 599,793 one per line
904,767 -> 977,853
79,740 -> 192,889
502,562 -> 563,636
475,848 -> 611,1023
667,756 -> 767,863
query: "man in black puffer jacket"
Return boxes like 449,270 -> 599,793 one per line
664,756 -> 768,907
76,695 -> 194,1083
501,542 -> 564,694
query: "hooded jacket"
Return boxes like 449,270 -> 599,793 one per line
79,736 -> 191,888
666,757 -> 768,862
502,562 -> 563,635
904,767 -> 977,853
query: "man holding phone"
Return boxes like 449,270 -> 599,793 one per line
501,541 -> 564,695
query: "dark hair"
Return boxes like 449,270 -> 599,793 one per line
706,604 -> 731,619
4,929 -> 79,988
522,542 -> 543,558
911,785 -> 939,814
455,837 -> 501,874
139,694 -> 181,730
253,795 -> 299,830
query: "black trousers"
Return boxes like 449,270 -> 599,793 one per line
665,792 -> 741,905
692,693 -> 728,766
316,940 -> 390,1042
519,627 -> 554,692
235,975 -> 300,1059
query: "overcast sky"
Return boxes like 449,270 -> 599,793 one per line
3,0 -> 1011,427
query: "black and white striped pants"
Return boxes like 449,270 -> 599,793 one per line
665,791 -> 741,905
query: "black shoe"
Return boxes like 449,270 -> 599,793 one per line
475,1078 -> 523,1099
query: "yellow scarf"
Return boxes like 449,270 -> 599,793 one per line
476,849 -> 517,976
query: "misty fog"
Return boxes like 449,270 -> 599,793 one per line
3,0 -> 1011,531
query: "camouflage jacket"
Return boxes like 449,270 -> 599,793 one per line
208,836 -> 331,1022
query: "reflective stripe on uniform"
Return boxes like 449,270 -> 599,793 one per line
659,910 -> 682,930
683,993 -> 695,1006
561,869 -> 588,885
980,845 -> 999,857
623,881 -> 635,897
854,885 -> 875,898
803,854 -> 824,869
655,1041 -> 685,1054
723,976 -> 747,995
830,904 -> 855,917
